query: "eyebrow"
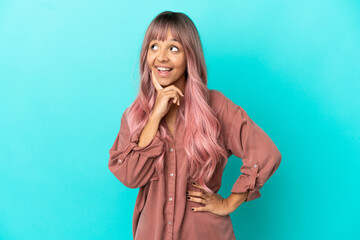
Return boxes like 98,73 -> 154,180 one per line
152,38 -> 178,43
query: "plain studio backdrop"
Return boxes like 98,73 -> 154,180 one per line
0,0 -> 359,239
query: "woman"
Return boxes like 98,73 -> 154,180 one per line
108,11 -> 282,240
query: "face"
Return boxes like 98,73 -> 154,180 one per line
147,29 -> 187,87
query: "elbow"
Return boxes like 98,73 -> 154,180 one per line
270,148 -> 282,174
276,149 -> 282,167
120,175 -> 141,189
121,180 -> 139,189
267,147 -> 282,173
108,164 -> 140,189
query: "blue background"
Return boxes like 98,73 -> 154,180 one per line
1,0 -> 359,239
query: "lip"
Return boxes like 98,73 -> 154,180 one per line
156,65 -> 173,68
155,67 -> 173,77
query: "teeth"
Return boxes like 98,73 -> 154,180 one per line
157,67 -> 172,71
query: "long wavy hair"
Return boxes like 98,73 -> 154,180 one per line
126,11 -> 229,193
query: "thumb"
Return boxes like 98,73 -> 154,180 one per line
151,70 -> 163,91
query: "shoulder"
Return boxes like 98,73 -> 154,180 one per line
208,89 -> 240,117
208,89 -> 245,145
209,89 -> 225,100
208,89 -> 227,114
120,106 -> 131,125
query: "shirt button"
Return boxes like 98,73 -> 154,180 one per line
253,164 -> 258,168
169,197 -> 173,201
170,148 -> 174,152
168,221 -> 171,225
170,173 -> 174,177
118,159 -> 122,163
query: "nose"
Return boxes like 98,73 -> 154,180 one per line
157,48 -> 169,61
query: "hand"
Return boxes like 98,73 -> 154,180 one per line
187,182 -> 231,217
150,70 -> 184,119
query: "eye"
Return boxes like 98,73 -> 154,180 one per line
170,46 -> 179,52
150,43 -> 179,52
150,44 -> 158,50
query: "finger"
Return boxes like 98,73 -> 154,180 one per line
161,89 -> 182,103
191,206 -> 208,212
173,96 -> 180,106
151,70 -> 163,91
192,182 -> 205,191
164,94 -> 178,106
175,94 -> 180,106
192,182 -> 211,196
187,190 -> 206,199
162,90 -> 180,106
163,92 -> 180,103
162,85 -> 184,97
170,94 -> 178,104
189,192 -> 208,201
187,195 -> 206,204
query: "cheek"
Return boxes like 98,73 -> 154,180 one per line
173,56 -> 187,70
146,58 -> 154,69
146,53 -> 155,63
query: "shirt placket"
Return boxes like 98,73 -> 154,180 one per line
166,143 -> 176,239
165,113 -> 179,240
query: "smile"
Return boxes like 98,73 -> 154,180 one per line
156,67 -> 173,71
156,67 -> 173,77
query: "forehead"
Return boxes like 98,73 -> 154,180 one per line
151,28 -> 179,43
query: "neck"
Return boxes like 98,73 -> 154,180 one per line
173,73 -> 186,94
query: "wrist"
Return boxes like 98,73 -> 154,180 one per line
149,111 -> 162,121
149,112 -> 162,123
226,191 -> 249,213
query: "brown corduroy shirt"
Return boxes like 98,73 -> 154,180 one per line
108,89 -> 282,240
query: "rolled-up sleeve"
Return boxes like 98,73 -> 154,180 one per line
226,104 -> 282,202
108,109 -> 165,189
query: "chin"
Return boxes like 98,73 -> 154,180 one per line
159,79 -> 175,86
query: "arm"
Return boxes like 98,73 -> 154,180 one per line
137,112 -> 162,147
226,105 -> 282,203
225,191 -> 250,213
108,109 -> 165,188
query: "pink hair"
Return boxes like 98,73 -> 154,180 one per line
126,11 -> 228,193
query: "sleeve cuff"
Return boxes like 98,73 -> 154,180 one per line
231,161 -> 261,202
124,128 -> 164,158
231,179 -> 261,202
